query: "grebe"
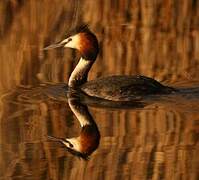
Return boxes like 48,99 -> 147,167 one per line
48,93 -> 100,160
44,25 -> 175,101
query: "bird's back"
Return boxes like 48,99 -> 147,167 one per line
80,75 -> 175,101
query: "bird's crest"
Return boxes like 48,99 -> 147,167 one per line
66,24 -> 90,38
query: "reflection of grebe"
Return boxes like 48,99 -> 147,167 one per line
44,25 -> 175,101
48,94 -> 100,160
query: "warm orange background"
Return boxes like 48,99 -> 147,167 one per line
0,1 -> 199,180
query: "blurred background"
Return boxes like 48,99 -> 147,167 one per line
0,0 -> 199,180
0,0 -> 199,92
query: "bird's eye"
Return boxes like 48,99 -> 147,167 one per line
68,38 -> 72,42
69,143 -> 73,148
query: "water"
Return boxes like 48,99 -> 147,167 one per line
1,1 -> 199,180
1,83 -> 199,179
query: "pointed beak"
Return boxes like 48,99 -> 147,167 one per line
47,135 -> 71,145
47,135 -> 62,142
43,41 -> 65,50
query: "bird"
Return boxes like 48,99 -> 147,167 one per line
48,93 -> 100,160
44,24 -> 176,101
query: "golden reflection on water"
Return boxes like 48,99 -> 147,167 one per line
1,84 -> 199,179
0,0 -> 199,179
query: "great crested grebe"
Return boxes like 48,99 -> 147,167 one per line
44,25 -> 175,101
48,93 -> 100,160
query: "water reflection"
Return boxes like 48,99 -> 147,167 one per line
1,0 -> 199,179
48,91 -> 100,160
1,84 -> 199,179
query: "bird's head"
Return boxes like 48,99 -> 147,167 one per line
48,125 -> 100,160
44,24 -> 99,60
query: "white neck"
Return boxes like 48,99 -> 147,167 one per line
69,57 -> 94,87
68,98 -> 94,127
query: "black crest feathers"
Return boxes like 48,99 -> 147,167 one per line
66,24 -> 90,37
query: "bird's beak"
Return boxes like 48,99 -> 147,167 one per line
47,135 -> 71,145
43,41 -> 65,50
47,135 -> 63,142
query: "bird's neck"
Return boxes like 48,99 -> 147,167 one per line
68,97 -> 96,127
69,57 -> 94,87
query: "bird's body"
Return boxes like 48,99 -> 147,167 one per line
44,25 -> 175,101
80,75 -> 174,101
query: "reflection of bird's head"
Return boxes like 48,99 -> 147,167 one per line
48,125 -> 100,160
44,24 -> 99,61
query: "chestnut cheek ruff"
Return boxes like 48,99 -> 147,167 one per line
79,33 -> 99,61
79,125 -> 100,154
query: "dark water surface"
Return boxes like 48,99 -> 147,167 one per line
0,1 -> 199,180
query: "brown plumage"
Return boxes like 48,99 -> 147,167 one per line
79,125 -> 100,155
78,32 -> 99,60
44,24 -> 176,101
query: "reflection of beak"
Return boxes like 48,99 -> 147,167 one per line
48,135 -> 63,142
43,41 -> 65,50
48,135 -> 74,149
47,135 -> 69,144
